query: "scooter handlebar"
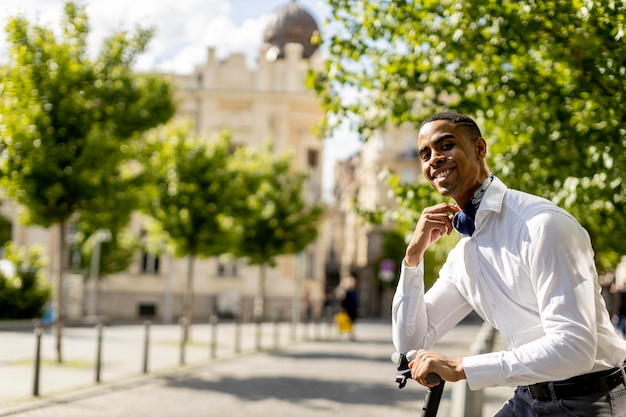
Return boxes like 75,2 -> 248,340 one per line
393,351 -> 445,417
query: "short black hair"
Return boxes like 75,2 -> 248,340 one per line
419,112 -> 482,139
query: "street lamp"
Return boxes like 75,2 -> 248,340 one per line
291,252 -> 304,340
87,229 -> 111,319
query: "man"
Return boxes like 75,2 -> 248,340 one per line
392,112 -> 626,416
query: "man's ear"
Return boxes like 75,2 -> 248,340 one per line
475,137 -> 487,158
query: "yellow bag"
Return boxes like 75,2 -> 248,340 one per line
335,312 -> 352,332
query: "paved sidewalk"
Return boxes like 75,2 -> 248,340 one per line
0,320 -> 513,417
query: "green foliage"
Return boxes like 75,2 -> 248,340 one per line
0,243 -> 51,319
0,1 -> 175,228
144,124 -> 324,265
142,124 -> 323,323
231,145 -> 324,266
0,1 -> 175,360
142,122 -> 240,259
315,0 -> 626,271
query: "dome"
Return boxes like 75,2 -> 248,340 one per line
263,0 -> 320,59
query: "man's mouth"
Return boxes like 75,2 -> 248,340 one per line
433,168 -> 454,182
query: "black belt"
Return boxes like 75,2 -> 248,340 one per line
527,365 -> 625,401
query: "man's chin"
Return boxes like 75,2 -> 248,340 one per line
436,186 -> 451,196
429,179 -> 455,197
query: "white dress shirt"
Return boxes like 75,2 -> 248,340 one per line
392,177 -> 626,390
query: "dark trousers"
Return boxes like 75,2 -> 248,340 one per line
494,384 -> 626,417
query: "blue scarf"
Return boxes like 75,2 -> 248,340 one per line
452,174 -> 494,236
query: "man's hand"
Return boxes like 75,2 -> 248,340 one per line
408,349 -> 466,387
405,203 -> 460,266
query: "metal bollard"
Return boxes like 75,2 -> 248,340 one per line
255,318 -> 262,351
290,306 -> 297,342
234,316 -> 242,354
179,317 -> 187,366
210,315 -> 218,359
95,323 -> 103,383
325,307 -> 333,339
273,314 -> 280,349
142,321 -> 151,374
33,326 -> 43,397
329,309 -> 336,338
314,315 -> 321,340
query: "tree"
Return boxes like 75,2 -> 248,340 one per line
0,243 -> 51,320
142,123 -> 240,343
0,1 -> 175,361
313,0 -> 626,271
231,145 -> 323,320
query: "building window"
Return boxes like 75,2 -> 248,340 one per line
67,245 -> 83,270
304,250 -> 315,280
141,253 -> 160,274
65,222 -> 82,270
138,303 -> 157,318
217,259 -> 238,278
307,149 -> 318,168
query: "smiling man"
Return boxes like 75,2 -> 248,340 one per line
392,112 -> 626,416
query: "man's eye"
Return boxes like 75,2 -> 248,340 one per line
442,143 -> 454,150
421,153 -> 430,161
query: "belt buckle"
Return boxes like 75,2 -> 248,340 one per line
527,383 -> 551,401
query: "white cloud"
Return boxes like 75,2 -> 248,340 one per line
148,43 -> 205,74
0,0 -> 264,73
201,15 -> 268,68
0,0 -> 330,73
0,0 -> 354,195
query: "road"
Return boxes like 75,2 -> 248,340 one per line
0,320 -> 511,417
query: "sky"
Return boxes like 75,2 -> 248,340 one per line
0,0 -> 362,200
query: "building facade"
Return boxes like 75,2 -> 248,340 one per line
1,1 -> 328,323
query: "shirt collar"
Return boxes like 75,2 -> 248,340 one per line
476,175 -> 506,219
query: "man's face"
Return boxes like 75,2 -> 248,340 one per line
417,119 -> 487,207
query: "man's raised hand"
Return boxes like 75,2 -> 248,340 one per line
405,203 -> 460,266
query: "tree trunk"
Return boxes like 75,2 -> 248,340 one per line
181,254 -> 195,344
54,222 -> 66,363
254,263 -> 267,320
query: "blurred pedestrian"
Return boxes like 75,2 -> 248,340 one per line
333,277 -> 358,340
341,277 -> 358,340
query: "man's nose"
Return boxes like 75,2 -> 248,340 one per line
431,150 -> 445,165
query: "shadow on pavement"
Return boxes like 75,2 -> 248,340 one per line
268,350 -> 392,364
159,373 -> 449,408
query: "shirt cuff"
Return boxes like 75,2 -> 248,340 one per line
463,351 -> 506,390
398,258 -> 424,295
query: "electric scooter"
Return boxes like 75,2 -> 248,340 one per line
394,351 -> 445,417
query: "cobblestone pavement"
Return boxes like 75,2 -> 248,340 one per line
0,320 -> 512,417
